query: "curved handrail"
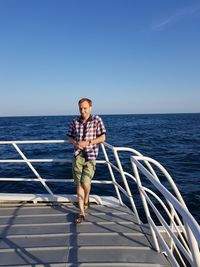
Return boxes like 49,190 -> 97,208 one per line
131,155 -> 200,267
104,142 -> 159,180
143,186 -> 191,253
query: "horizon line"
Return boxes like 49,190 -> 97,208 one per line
0,111 -> 200,118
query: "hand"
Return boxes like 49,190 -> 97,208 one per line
76,140 -> 89,150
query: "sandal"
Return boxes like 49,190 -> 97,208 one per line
75,214 -> 85,224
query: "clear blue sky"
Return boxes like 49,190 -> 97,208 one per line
0,0 -> 200,116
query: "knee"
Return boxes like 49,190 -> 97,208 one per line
82,183 -> 90,191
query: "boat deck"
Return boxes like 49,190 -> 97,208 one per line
0,202 -> 170,267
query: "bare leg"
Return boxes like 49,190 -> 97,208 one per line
76,185 -> 85,216
82,183 -> 91,206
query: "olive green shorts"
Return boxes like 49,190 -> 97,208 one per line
72,152 -> 96,185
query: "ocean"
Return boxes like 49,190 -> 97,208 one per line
0,113 -> 199,223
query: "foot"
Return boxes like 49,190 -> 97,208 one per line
75,214 -> 85,224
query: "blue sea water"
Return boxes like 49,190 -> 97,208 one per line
0,113 -> 199,223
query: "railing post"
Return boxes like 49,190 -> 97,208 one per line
112,148 -> 140,224
131,158 -> 160,252
12,143 -> 55,196
184,225 -> 200,267
100,143 -> 124,206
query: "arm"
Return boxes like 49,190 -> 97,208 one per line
77,134 -> 106,148
67,120 -> 85,149
67,134 -> 106,149
67,136 -> 88,150
89,133 -> 106,145
67,136 -> 77,146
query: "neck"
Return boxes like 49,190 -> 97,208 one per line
81,114 -> 90,122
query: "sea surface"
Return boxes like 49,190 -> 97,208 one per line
0,113 -> 199,223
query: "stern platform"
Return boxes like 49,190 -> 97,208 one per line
0,201 -> 170,267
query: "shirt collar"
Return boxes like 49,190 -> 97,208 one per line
78,114 -> 92,123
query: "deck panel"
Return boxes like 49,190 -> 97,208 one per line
0,203 -> 170,267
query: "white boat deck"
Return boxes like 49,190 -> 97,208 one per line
0,140 -> 199,266
0,201 -> 170,267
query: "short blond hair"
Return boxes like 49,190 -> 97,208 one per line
78,98 -> 92,107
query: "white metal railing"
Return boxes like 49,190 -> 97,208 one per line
131,155 -> 200,267
0,140 -> 141,214
0,140 -> 200,267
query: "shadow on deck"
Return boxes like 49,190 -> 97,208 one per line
0,203 -> 170,267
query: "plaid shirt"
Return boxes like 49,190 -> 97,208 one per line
67,115 -> 106,160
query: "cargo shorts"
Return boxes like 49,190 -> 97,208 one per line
72,152 -> 96,185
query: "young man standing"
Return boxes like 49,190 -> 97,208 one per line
67,98 -> 106,224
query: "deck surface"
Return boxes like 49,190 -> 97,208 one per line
0,202 -> 170,267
